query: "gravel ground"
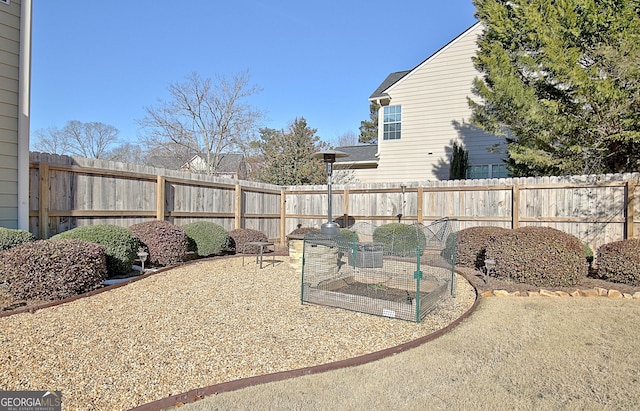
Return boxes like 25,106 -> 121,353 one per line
181,296 -> 640,411
0,256 -> 475,411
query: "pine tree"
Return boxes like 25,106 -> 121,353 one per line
450,142 -> 469,180
358,102 -> 380,144
470,0 -> 640,176
252,118 -> 328,185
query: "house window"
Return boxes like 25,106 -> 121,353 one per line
383,105 -> 401,140
467,164 -> 509,179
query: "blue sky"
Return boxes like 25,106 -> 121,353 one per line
30,0 -> 478,147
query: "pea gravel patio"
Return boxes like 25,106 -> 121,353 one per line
0,256 -> 475,410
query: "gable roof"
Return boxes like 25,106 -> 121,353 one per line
369,22 -> 482,101
368,71 -> 411,100
334,145 -> 378,164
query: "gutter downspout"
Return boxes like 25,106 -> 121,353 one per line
18,0 -> 33,230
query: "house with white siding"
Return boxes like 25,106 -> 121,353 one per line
336,22 -> 506,183
0,0 -> 31,229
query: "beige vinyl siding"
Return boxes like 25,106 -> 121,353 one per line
0,0 -> 21,228
376,23 -> 504,182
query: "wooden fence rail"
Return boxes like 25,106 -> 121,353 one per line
28,152 -> 640,254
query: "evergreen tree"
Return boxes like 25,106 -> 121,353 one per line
359,102 -> 380,144
252,118 -> 329,185
450,142 -> 469,180
470,0 -> 640,176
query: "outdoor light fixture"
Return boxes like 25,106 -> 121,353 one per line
137,250 -> 148,272
312,150 -> 349,235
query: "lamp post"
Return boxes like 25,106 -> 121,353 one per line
312,150 -> 349,235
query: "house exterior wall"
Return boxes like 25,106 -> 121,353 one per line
0,0 -> 22,228
374,23 -> 505,182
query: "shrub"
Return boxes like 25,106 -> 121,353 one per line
0,239 -> 107,301
51,224 -> 139,278
454,226 -> 508,268
484,226 -> 587,287
229,228 -> 269,254
338,228 -> 357,244
596,238 -> 640,286
183,221 -> 230,257
0,227 -> 35,250
336,228 -> 358,253
441,231 -> 458,263
583,242 -> 594,268
129,220 -> 189,266
373,223 -> 426,257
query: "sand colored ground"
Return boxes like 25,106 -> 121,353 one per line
179,296 -> 640,411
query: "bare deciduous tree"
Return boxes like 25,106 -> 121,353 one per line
139,71 -> 263,174
31,120 -> 121,159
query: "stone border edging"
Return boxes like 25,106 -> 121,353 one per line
481,288 -> 640,299
127,274 -> 481,411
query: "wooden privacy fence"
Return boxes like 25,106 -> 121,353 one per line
29,153 -> 640,254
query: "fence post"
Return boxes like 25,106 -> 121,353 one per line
417,186 -> 424,224
156,175 -> 165,220
235,184 -> 242,230
38,162 -> 50,239
280,188 -> 286,244
512,184 -> 520,229
626,181 -> 636,239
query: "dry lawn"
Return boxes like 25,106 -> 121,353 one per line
179,296 -> 640,411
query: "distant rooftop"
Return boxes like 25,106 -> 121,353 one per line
334,145 -> 378,163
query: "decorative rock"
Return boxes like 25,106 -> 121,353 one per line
633,292 -> 640,300
555,291 -> 570,297
528,291 -> 540,297
607,289 -> 623,298
539,289 -> 556,297
581,289 -> 599,297
595,287 -> 608,296
509,291 -> 521,297
480,291 -> 494,298
570,290 -> 581,297
493,290 -> 510,297
623,293 -> 633,299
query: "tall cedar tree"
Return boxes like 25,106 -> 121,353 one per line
253,118 -> 329,185
470,0 -> 640,176
450,142 -> 469,180
359,102 -> 380,144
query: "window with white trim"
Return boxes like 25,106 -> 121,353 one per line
383,105 -> 401,140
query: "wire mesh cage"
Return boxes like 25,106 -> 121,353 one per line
301,219 -> 457,323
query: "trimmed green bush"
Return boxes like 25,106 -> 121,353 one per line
0,239 -> 107,301
373,223 -> 426,257
337,228 -> 357,252
338,228 -> 357,244
229,228 -> 269,254
51,224 -> 139,278
455,226 -> 508,268
129,220 -> 189,266
441,231 -> 458,263
596,238 -> 640,286
183,221 -> 230,257
0,227 -> 35,250
484,226 -> 587,287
